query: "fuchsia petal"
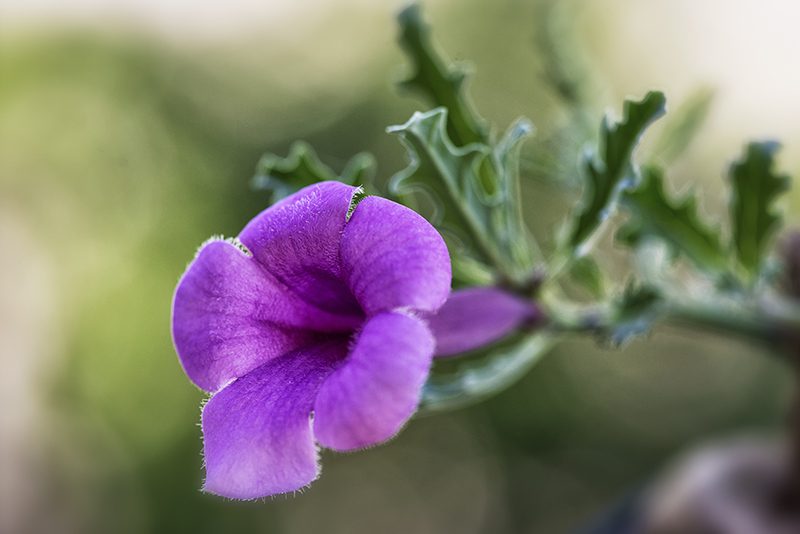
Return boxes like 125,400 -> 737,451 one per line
426,287 -> 542,357
340,195 -> 451,316
202,341 -> 348,499
239,181 -> 364,318
172,240 -> 359,393
313,312 -> 434,451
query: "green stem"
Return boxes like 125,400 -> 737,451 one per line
661,302 -> 781,348
546,293 -> 800,353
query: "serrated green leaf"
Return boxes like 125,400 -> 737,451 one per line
251,141 -> 376,203
568,91 -> 666,249
617,281 -> 661,317
388,107 -> 537,283
396,4 -> 488,147
608,282 -> 662,347
729,141 -> 790,278
393,6 -> 540,284
653,86 -> 714,165
493,118 -> 540,275
618,165 -> 726,271
568,256 -> 604,298
389,108 -> 497,266
419,332 -> 553,413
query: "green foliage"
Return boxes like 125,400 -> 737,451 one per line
450,254 -> 495,287
388,108 -> 536,284
388,108 -> 499,266
535,0 -> 589,108
494,118 -> 541,277
653,86 -> 714,164
251,141 -> 376,203
568,91 -> 666,249
392,6 -> 542,285
618,165 -> 727,271
607,282 -> 662,347
729,141 -> 790,279
419,332 -> 552,412
392,4 -> 552,401
568,256 -> 605,298
396,4 -> 489,147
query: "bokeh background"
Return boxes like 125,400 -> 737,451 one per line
1,0 -> 799,532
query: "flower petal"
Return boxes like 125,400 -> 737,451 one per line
340,196 -> 451,316
202,341 -> 348,499
172,240 -> 357,393
313,312 -> 434,451
239,181 -> 363,317
426,287 -> 542,357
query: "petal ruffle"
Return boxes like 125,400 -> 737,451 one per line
202,340 -> 348,499
313,312 -> 434,451
340,196 -> 451,316
172,240 -> 357,393
426,287 -> 542,357
238,181 -> 364,317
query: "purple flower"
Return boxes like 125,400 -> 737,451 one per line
172,181 -> 451,499
426,287 -> 544,357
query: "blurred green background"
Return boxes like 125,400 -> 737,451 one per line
1,0 -> 798,532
